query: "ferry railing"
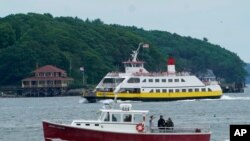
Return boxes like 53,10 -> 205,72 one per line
132,72 -> 191,77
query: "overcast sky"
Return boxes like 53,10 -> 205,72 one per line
1,0 -> 250,63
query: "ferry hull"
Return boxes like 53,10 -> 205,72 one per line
85,95 -> 222,102
84,90 -> 222,102
43,121 -> 210,141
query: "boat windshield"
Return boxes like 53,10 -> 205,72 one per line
103,78 -> 125,84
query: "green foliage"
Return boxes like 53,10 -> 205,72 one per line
0,13 -> 247,86
245,63 -> 250,84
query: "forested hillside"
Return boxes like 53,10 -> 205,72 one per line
0,13 -> 247,86
246,63 -> 250,84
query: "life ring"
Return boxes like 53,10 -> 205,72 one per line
136,123 -> 144,132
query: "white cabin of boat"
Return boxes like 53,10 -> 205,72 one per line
70,103 -> 210,134
71,104 -> 149,133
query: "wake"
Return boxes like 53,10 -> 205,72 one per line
220,95 -> 250,101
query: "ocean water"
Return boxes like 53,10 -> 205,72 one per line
1,86 -> 250,141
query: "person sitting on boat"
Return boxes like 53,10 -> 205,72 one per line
124,115 -> 132,122
112,114 -> 117,122
165,117 -> 174,130
158,115 -> 166,131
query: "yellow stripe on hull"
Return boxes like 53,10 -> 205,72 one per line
96,91 -> 222,99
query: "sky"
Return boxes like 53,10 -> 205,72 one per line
1,0 -> 250,63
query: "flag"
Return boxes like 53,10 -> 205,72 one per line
142,43 -> 149,48
80,67 -> 84,71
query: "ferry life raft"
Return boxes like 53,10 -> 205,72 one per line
43,103 -> 211,141
83,43 -> 223,102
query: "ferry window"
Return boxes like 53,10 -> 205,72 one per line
195,88 -> 199,92
155,79 -> 160,82
188,89 -> 193,92
201,88 -> 206,92
123,114 -> 132,122
162,79 -> 166,82
142,79 -> 146,82
181,79 -> 185,82
208,88 -> 212,92
162,89 -> 167,93
127,78 -> 140,83
116,78 -> 125,83
156,89 -> 160,93
150,89 -> 154,93
174,79 -> 179,82
168,79 -> 173,82
149,79 -> 153,82
103,78 -> 114,83
182,89 -> 186,92
175,89 -> 180,93
133,88 -> 141,93
169,89 -> 173,93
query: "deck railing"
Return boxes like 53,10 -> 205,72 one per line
147,126 -> 210,133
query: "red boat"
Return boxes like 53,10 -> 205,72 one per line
43,103 -> 211,141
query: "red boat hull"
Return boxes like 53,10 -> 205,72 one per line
43,121 -> 210,141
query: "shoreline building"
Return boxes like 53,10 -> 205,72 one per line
22,65 -> 73,96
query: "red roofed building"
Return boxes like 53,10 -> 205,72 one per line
22,65 -> 73,96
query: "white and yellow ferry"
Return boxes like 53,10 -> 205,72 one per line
84,43 -> 222,102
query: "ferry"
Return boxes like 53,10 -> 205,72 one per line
43,103 -> 211,141
83,43 -> 222,102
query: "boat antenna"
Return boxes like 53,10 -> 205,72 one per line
131,42 -> 144,62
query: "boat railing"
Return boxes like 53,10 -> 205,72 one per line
107,72 -> 119,77
132,72 -> 191,77
147,126 -> 210,133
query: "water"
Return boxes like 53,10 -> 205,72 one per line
1,86 -> 250,141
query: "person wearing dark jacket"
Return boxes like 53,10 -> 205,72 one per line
158,115 -> 165,131
165,117 -> 174,130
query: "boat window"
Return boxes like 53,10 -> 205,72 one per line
174,79 -> 179,82
155,79 -> 160,82
133,114 -> 143,123
123,114 -> 132,122
111,113 -> 120,122
127,78 -> 140,83
195,88 -> 199,92
188,89 -> 193,92
149,79 -> 153,82
182,89 -> 186,92
150,89 -> 154,93
142,79 -> 146,82
121,88 -> 140,93
162,79 -> 166,82
169,89 -> 173,93
202,88 -> 206,92
97,112 -> 105,121
104,112 -> 111,122
175,89 -> 180,93
208,88 -> 212,92
162,89 -> 167,93
168,79 -> 173,82
116,78 -> 125,83
156,89 -> 160,93
181,79 -> 185,82
103,78 -> 116,83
